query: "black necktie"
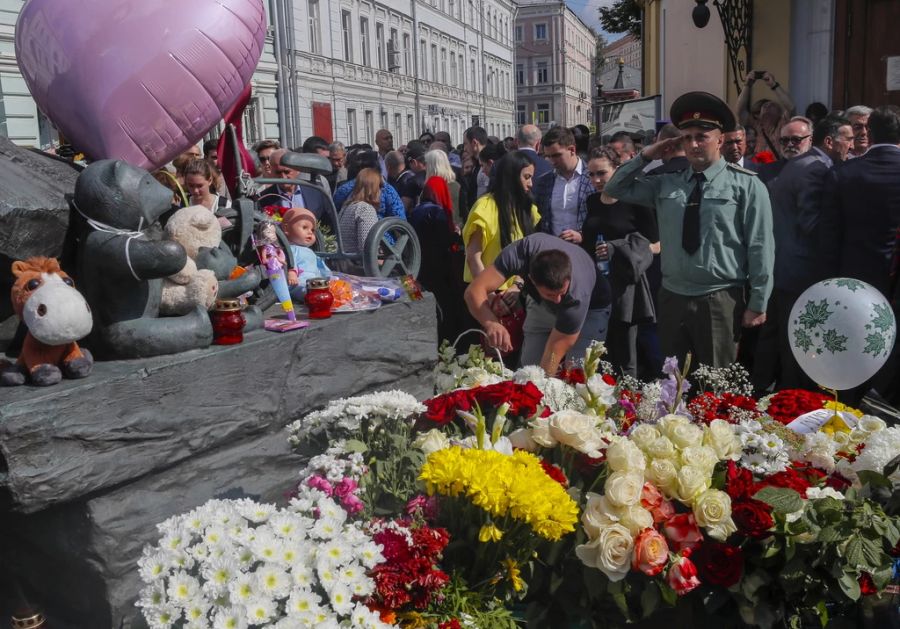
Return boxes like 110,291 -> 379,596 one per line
682,172 -> 704,254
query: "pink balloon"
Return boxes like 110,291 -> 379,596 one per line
15,0 -> 266,170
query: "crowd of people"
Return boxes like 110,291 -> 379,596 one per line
157,77 -> 900,404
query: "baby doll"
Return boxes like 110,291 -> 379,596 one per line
281,207 -> 331,299
254,220 -> 296,321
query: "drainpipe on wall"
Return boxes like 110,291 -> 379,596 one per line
270,0 -> 289,147
281,0 -> 298,148
479,0 -> 487,125
411,0 -> 422,136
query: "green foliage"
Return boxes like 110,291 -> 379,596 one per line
357,414 -> 424,516
753,487 -> 804,514
598,0 -> 642,40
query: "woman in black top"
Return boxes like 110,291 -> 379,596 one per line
580,146 -> 659,376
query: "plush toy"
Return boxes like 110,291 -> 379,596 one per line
71,159 -> 213,359
160,205 -> 220,316
1,257 -> 94,386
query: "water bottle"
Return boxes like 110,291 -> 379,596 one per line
595,234 -> 610,275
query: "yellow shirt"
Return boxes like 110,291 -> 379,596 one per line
462,194 -> 541,284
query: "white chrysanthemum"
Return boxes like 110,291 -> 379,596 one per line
350,603 -> 394,628
182,598 -> 210,624
256,564 -> 291,598
287,390 -> 425,444
250,530 -> 282,563
238,500 -> 277,523
290,562 -> 315,589
244,596 -> 277,625
286,588 -> 321,616
136,583 -> 167,609
317,561 -> 338,589
138,551 -> 170,583
852,427 -> 900,485
144,603 -> 180,629
166,572 -> 200,604
212,606 -> 248,629
357,541 -> 385,569
327,583 -> 355,615
312,516 -> 342,540
228,572 -> 256,604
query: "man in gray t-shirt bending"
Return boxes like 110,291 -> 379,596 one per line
464,233 -> 612,375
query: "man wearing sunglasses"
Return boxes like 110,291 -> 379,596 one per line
605,91 -> 774,369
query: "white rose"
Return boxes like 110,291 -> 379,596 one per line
606,439 -> 647,474
548,411 -> 604,457
618,505 -> 654,536
629,424 -> 661,453
581,492 -> 621,538
831,431 -> 851,448
659,414 -> 691,439
858,415 -> 887,434
676,465 -> 711,505
646,458 -> 679,498
692,489 -> 736,541
413,429 -> 450,455
669,423 -> 704,450
647,436 -> 678,460
604,472 -> 644,508
529,419 -> 558,448
679,445 -> 719,475
575,524 -> 634,582
704,419 -> 743,461
508,428 -> 539,452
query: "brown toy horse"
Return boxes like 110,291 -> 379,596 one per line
1,257 -> 94,386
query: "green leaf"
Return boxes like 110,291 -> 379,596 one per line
753,486 -> 804,514
640,582 -> 660,618
857,470 -> 893,490
817,526 -> 843,543
837,571 -> 861,601
658,580 -> 678,607
343,439 -> 368,453
798,299 -> 832,329
871,302 -> 896,333
821,328 -> 849,354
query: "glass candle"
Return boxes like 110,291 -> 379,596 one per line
210,299 -> 246,344
304,278 -> 334,319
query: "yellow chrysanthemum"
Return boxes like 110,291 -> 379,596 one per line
503,557 -> 525,592
419,447 -> 579,541
478,523 -> 504,542
824,400 -> 863,418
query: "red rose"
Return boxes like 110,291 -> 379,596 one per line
732,498 -> 774,539
754,467 -> 812,498
725,460 -> 755,500
641,482 -> 675,524
663,513 -> 704,553
694,541 -> 744,587
667,552 -> 701,595
859,572 -> 878,596
422,391 -> 470,424
633,528 -> 670,577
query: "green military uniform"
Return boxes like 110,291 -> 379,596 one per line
605,135 -> 774,368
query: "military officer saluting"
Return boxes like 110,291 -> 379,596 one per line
605,91 -> 774,368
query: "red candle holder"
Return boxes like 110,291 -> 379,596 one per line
305,278 -> 334,319
210,299 -> 246,344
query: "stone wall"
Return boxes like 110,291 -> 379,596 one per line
0,297 -> 437,627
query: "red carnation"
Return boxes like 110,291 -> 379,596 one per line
438,620 -> 462,629
732,498 -> 775,539
540,459 -> 569,488
694,542 -> 744,587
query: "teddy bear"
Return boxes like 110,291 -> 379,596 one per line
70,160 -> 213,359
1,257 -> 94,386
159,205 -> 221,316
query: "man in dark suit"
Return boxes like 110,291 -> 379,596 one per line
819,105 -> 900,403
256,149 -> 333,229
752,115 -> 854,391
462,126 -> 488,213
516,124 -> 552,178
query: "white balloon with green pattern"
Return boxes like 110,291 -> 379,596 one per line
788,278 -> 896,390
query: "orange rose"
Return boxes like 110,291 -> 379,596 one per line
632,528 -> 669,576
640,483 -> 676,524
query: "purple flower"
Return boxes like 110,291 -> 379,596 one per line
662,356 -> 680,376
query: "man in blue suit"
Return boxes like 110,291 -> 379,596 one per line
516,124 -> 552,178
752,115 -> 854,391
819,105 -> 900,404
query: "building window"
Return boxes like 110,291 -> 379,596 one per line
341,11 -> 353,62
407,114 -> 414,140
365,110 -> 374,143
419,39 -> 427,79
450,52 -> 457,87
517,105 -> 526,125
431,44 -> 438,81
394,113 -> 402,143
536,61 -> 548,84
515,24 -> 522,42
458,54 -> 465,89
403,33 -> 411,75
376,23 -> 385,70
360,18 -> 370,66
440,48 -> 447,84
347,108 -> 357,143
537,103 -> 549,124
470,58 -> 476,90
535,23 -> 547,41
308,0 -> 321,54
449,0 -> 455,17
380,110 -> 388,130
516,63 -> 523,85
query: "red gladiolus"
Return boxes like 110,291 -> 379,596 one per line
667,551 -> 701,595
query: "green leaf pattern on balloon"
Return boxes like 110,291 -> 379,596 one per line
821,328 -> 848,354
793,328 -> 814,353
798,299 -> 832,330
834,278 -> 865,292
863,333 -> 887,357
871,303 -> 895,333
